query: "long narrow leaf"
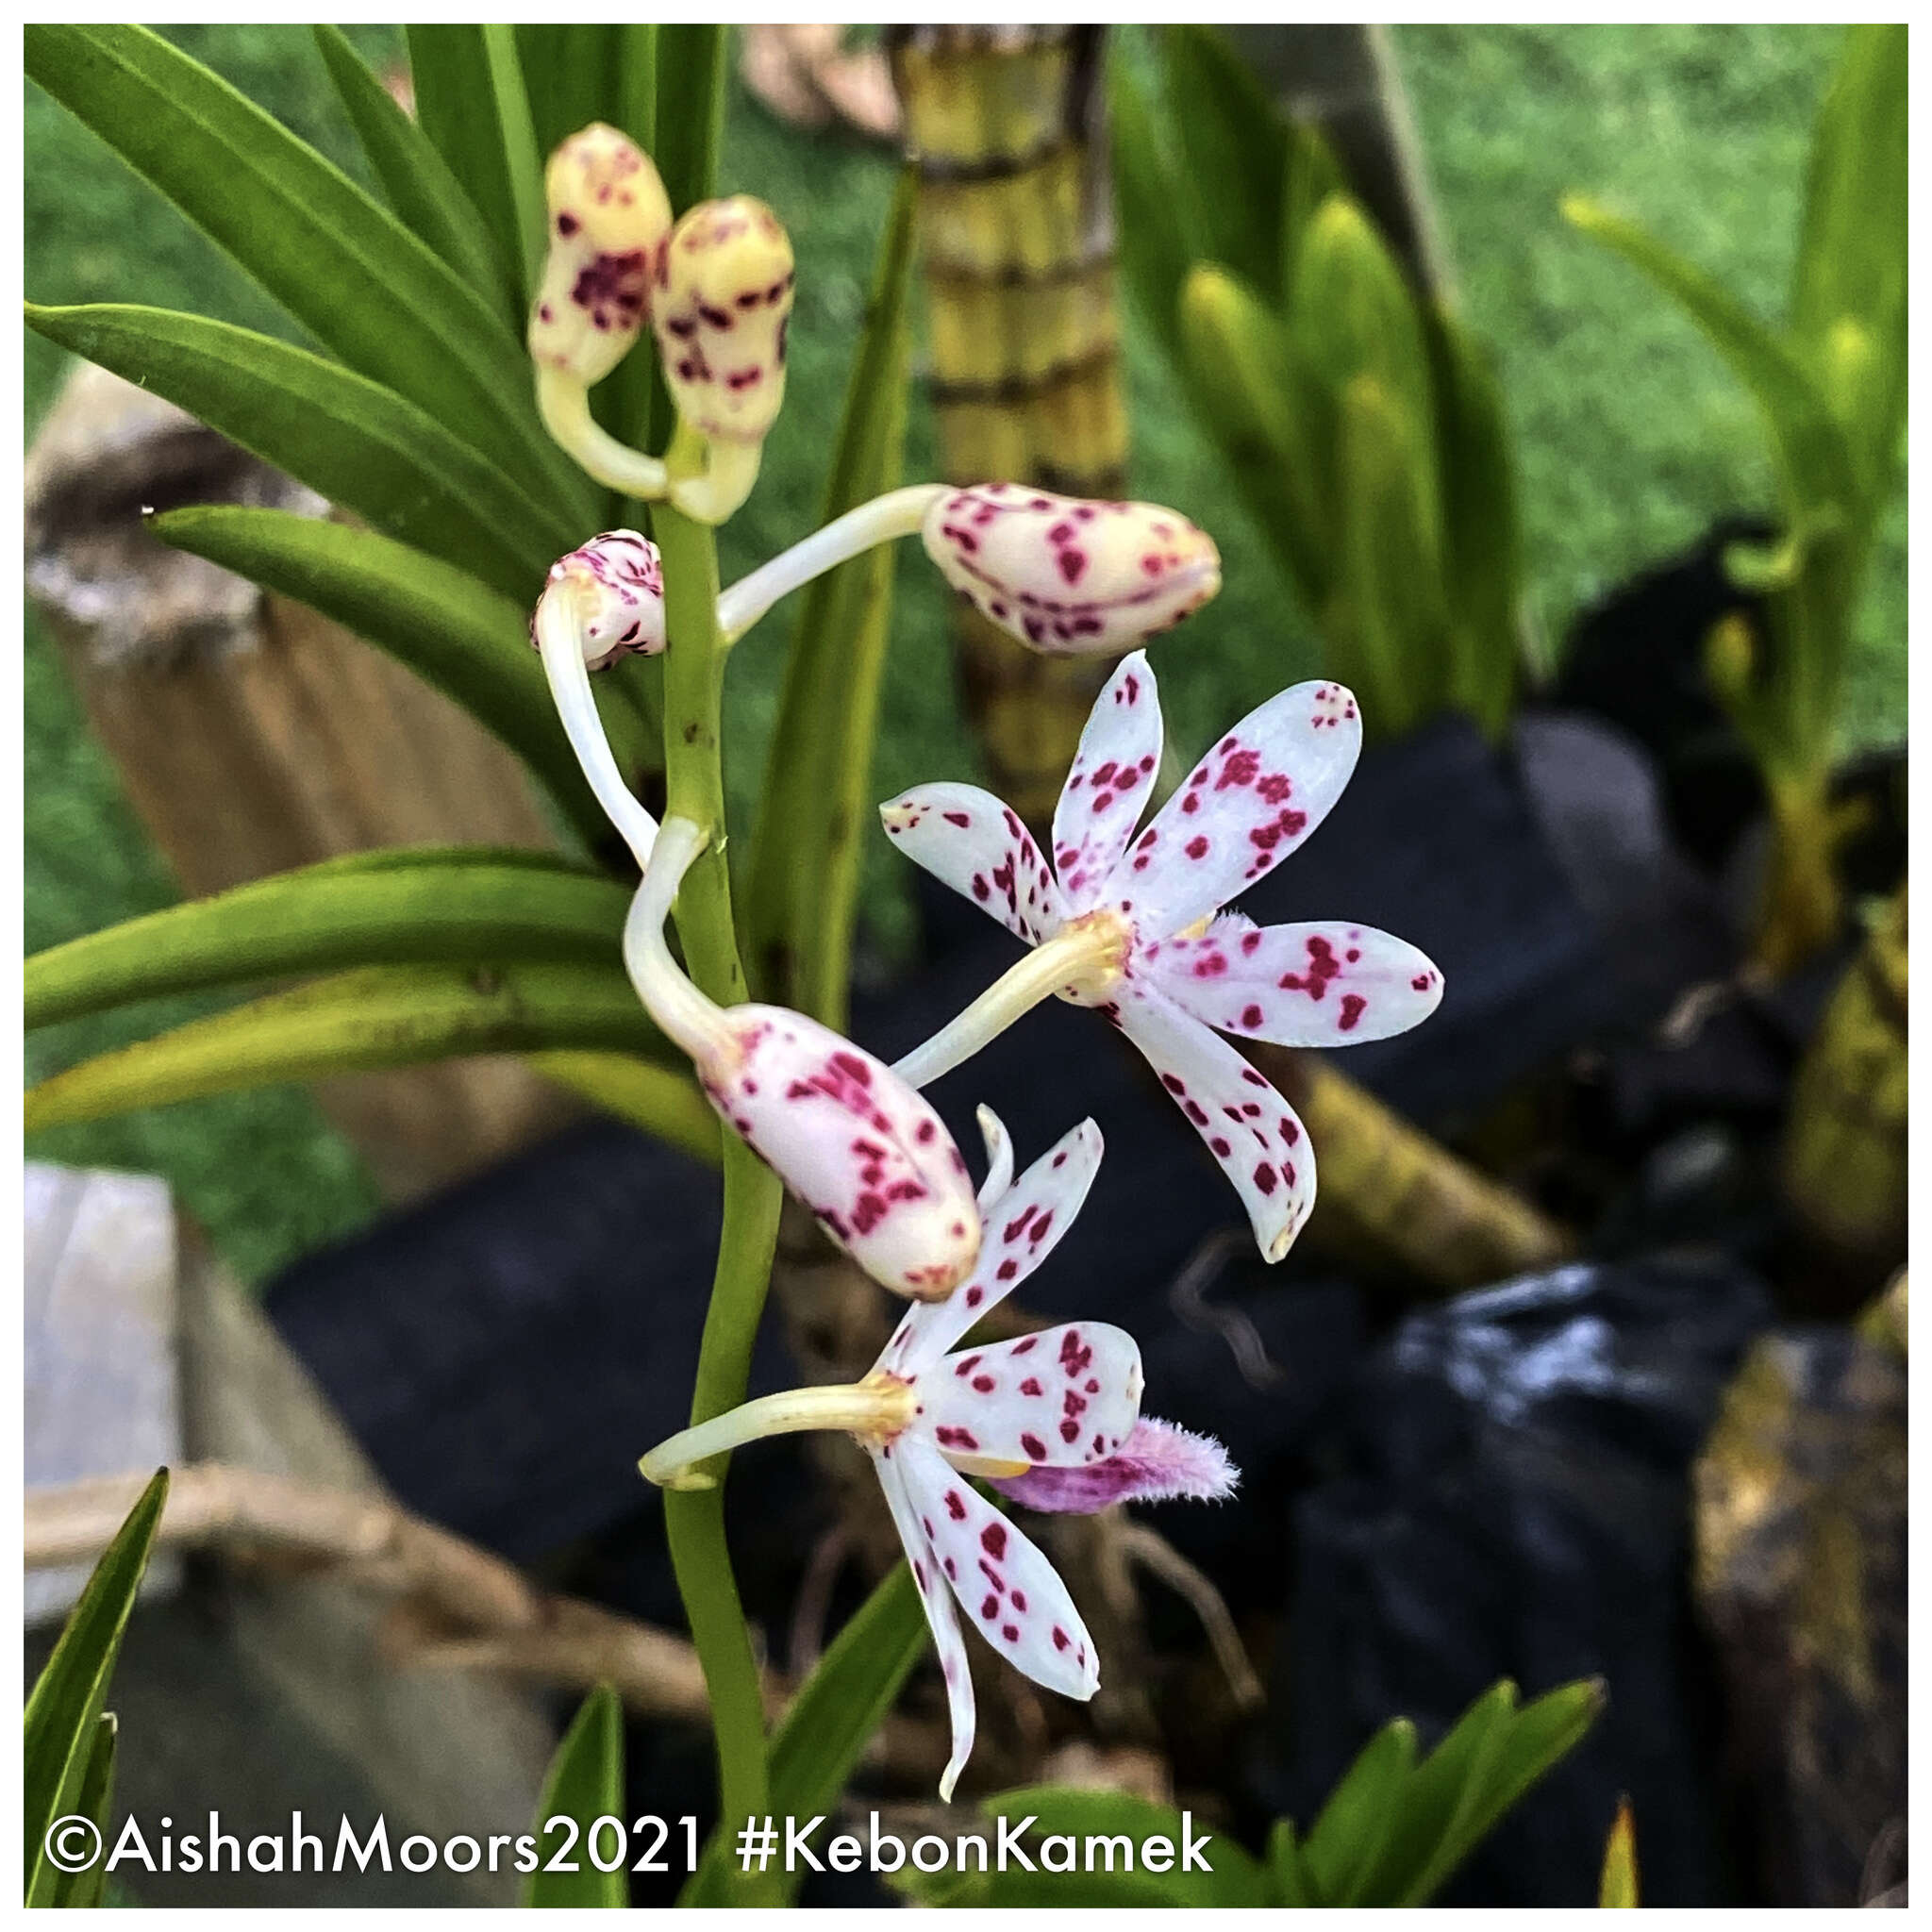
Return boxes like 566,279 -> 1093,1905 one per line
681,1565 -> 930,1907
1303,1716 -> 1417,1905
311,25 -> 515,331
524,1686 -> 629,1907
25,302 -> 573,602
25,963 -> 671,1132
1159,26 -> 1289,292
653,26 -> 729,218
25,854 -> 630,1029
45,1715 -> 118,1909
743,172 -> 918,1025
524,1052 -> 720,1165
24,1470 -> 168,1908
148,505 -> 648,855
24,25 -> 592,519
1108,58 -> 1194,365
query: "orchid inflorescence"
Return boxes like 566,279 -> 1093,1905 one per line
524,123 -> 1441,1800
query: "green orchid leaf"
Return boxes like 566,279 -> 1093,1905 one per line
1265,1817 -> 1318,1907
1178,262 -> 1335,612
25,1470 -> 168,1909
893,1787 -> 1269,1908
25,302 -> 572,604
743,171 -> 917,1026
1159,26 -> 1289,293
682,1564 -> 928,1906
147,505 -> 646,855
23,25 -> 592,522
652,25 -> 728,220
310,25 -> 514,331
25,852 -> 630,1030
405,26 -> 545,314
1280,118 -> 1345,307
1561,193 -> 1857,519
524,1685 -> 629,1907
1108,58 -> 1196,366
1790,22 -> 1906,481
44,1714 -> 119,1909
519,25 -> 629,161
1424,301 -> 1524,735
524,1052 -> 719,1165
1334,372 -> 1449,737
1302,1715 -> 1417,1905
25,963 -> 670,1133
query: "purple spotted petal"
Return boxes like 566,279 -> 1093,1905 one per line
921,485 -> 1220,657
895,1432 -> 1099,1702
1146,913 -> 1444,1048
879,782 -> 1070,946
1051,650 -> 1164,911
1112,679 -> 1362,940
876,1118 -> 1103,1378
991,1417 -> 1239,1513
1112,977 -> 1315,1263
919,1323 -> 1141,1469
705,1007 -> 980,1299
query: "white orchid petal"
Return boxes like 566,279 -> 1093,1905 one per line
895,1433 -> 1100,1703
1147,915 -> 1444,1049
873,1443 -> 975,1803
1114,978 -> 1315,1263
921,1323 -> 1142,1469
1112,680 -> 1362,939
705,1008 -> 980,1299
1051,650 -> 1165,912
535,530 -> 666,669
878,782 -> 1070,946
876,1119 -> 1104,1379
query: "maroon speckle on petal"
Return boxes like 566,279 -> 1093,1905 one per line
1021,1432 -> 1048,1461
945,1491 -> 968,1521
1255,1163 -> 1278,1194
1241,1004 -> 1263,1028
1187,835 -> 1209,859
981,1523 -> 1008,1558
1010,1590 -> 1027,1612
1053,1626 -> 1070,1652
1340,992 -> 1368,1031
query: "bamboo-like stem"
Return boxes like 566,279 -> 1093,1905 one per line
651,425 -> 785,1904
717,483 -> 946,644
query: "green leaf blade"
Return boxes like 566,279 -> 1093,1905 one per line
25,1470 -> 169,1909
1303,1715 -> 1417,1905
1159,26 -> 1289,291
525,1685 -> 629,1907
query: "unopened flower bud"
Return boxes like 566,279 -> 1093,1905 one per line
529,125 -> 673,388
700,1007 -> 980,1299
922,484 -> 1222,655
533,529 -> 666,669
651,195 -> 795,446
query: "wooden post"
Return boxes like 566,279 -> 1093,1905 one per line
26,363 -> 578,1201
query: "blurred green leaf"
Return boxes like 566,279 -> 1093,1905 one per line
149,505 -> 644,855
1265,1817 -> 1318,1907
1334,372 -> 1448,738
1108,57 -> 1194,367
1790,22 -> 1906,481
1599,1796 -> 1639,1907
1178,262 -> 1334,611
1159,27 -> 1288,292
1280,118 -> 1345,307
896,1788 -> 1269,1907
1424,302 -> 1524,735
744,171 -> 917,1026
682,1565 -> 928,1906
1561,193 -> 1857,520
44,1715 -> 118,1909
524,1685 -> 628,1907
23,25 -> 592,521
518,25 -> 628,159
525,1052 -> 720,1165
25,851 -> 629,1029
25,1470 -> 167,1909
25,302 -> 572,603
26,962 -> 671,1133
311,25 -> 514,331
652,26 -> 728,220
405,26 -> 544,312
1291,193 -> 1435,455
1303,1715 -> 1417,1905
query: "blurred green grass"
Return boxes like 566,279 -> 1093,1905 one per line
24,25 -> 1905,1282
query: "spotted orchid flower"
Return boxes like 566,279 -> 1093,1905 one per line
639,1109 -> 1237,1800
880,653 -> 1445,1262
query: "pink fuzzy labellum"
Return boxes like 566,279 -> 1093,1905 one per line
921,484 -> 1221,656
534,529 -> 666,668
702,1007 -> 979,1299
989,1417 -> 1239,1513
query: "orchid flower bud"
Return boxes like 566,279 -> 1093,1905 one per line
532,530 -> 666,670
528,125 -> 673,389
652,195 -> 796,448
921,484 -> 1222,655
699,1007 -> 982,1299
